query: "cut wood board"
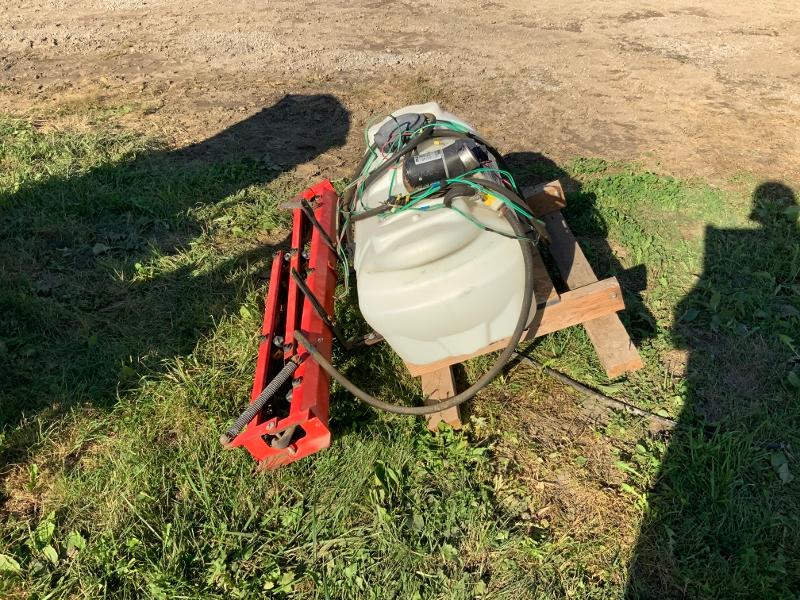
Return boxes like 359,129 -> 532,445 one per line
420,367 -> 462,430
522,180 -> 568,217
406,277 -> 625,377
541,210 -> 643,378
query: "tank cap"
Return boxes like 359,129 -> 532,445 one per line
374,113 -> 426,150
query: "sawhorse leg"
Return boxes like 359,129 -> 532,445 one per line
420,366 -> 462,431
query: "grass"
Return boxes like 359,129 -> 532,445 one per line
1,106 -> 799,599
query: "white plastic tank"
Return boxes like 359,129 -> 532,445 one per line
353,102 -> 536,365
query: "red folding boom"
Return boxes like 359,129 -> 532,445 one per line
227,180 -> 338,468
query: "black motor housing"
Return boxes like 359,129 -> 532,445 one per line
402,139 -> 488,190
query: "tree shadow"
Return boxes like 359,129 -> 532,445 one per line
626,182 -> 800,598
0,94 -> 349,466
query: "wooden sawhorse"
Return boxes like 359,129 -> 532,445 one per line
405,180 -> 644,430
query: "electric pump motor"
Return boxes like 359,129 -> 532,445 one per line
402,139 -> 489,189
372,112 -> 491,190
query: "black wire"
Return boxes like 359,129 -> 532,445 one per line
446,206 -> 539,241
471,179 -> 549,242
342,119 -> 436,246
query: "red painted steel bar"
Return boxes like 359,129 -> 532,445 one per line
228,180 -> 339,468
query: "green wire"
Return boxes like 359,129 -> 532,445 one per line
352,117 -> 532,224
353,117 -> 476,201
355,150 -> 379,209
389,173 -> 533,220
391,201 -> 534,242
445,177 -> 533,219
453,167 -> 520,194
387,165 -> 398,201
446,205 -> 532,240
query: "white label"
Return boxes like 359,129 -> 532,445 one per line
413,149 -> 443,165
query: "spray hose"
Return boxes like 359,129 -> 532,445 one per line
295,189 -> 537,416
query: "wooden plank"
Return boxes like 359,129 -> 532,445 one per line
542,211 -> 643,378
542,211 -> 597,287
521,180 -> 567,217
583,316 -> 644,378
420,367 -> 462,431
407,277 -> 625,377
523,277 -> 624,339
532,247 -> 559,306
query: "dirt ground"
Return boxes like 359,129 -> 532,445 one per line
2,0 -> 799,184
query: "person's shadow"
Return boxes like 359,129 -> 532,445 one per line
626,182 -> 800,598
0,95 -> 349,468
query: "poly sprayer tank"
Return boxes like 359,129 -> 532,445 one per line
353,102 -> 536,365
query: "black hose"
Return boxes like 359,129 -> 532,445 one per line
512,352 -> 677,431
294,198 -> 536,415
343,121 -> 436,211
350,203 -> 393,222
269,424 -> 299,449
470,179 -> 550,242
341,143 -> 376,213
220,357 -> 301,445
353,126 -> 434,207
342,118 -> 436,246
345,118 -> 504,216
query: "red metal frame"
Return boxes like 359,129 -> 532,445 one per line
228,180 -> 338,468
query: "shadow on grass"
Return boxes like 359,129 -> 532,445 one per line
506,153 -> 800,596
0,94 -> 349,474
504,151 -> 658,345
626,182 -> 800,598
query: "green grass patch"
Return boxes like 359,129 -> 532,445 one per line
1,113 -> 799,599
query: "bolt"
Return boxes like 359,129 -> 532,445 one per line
292,377 -> 303,387
266,421 -> 275,430
301,249 -> 310,260
272,335 -> 284,348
